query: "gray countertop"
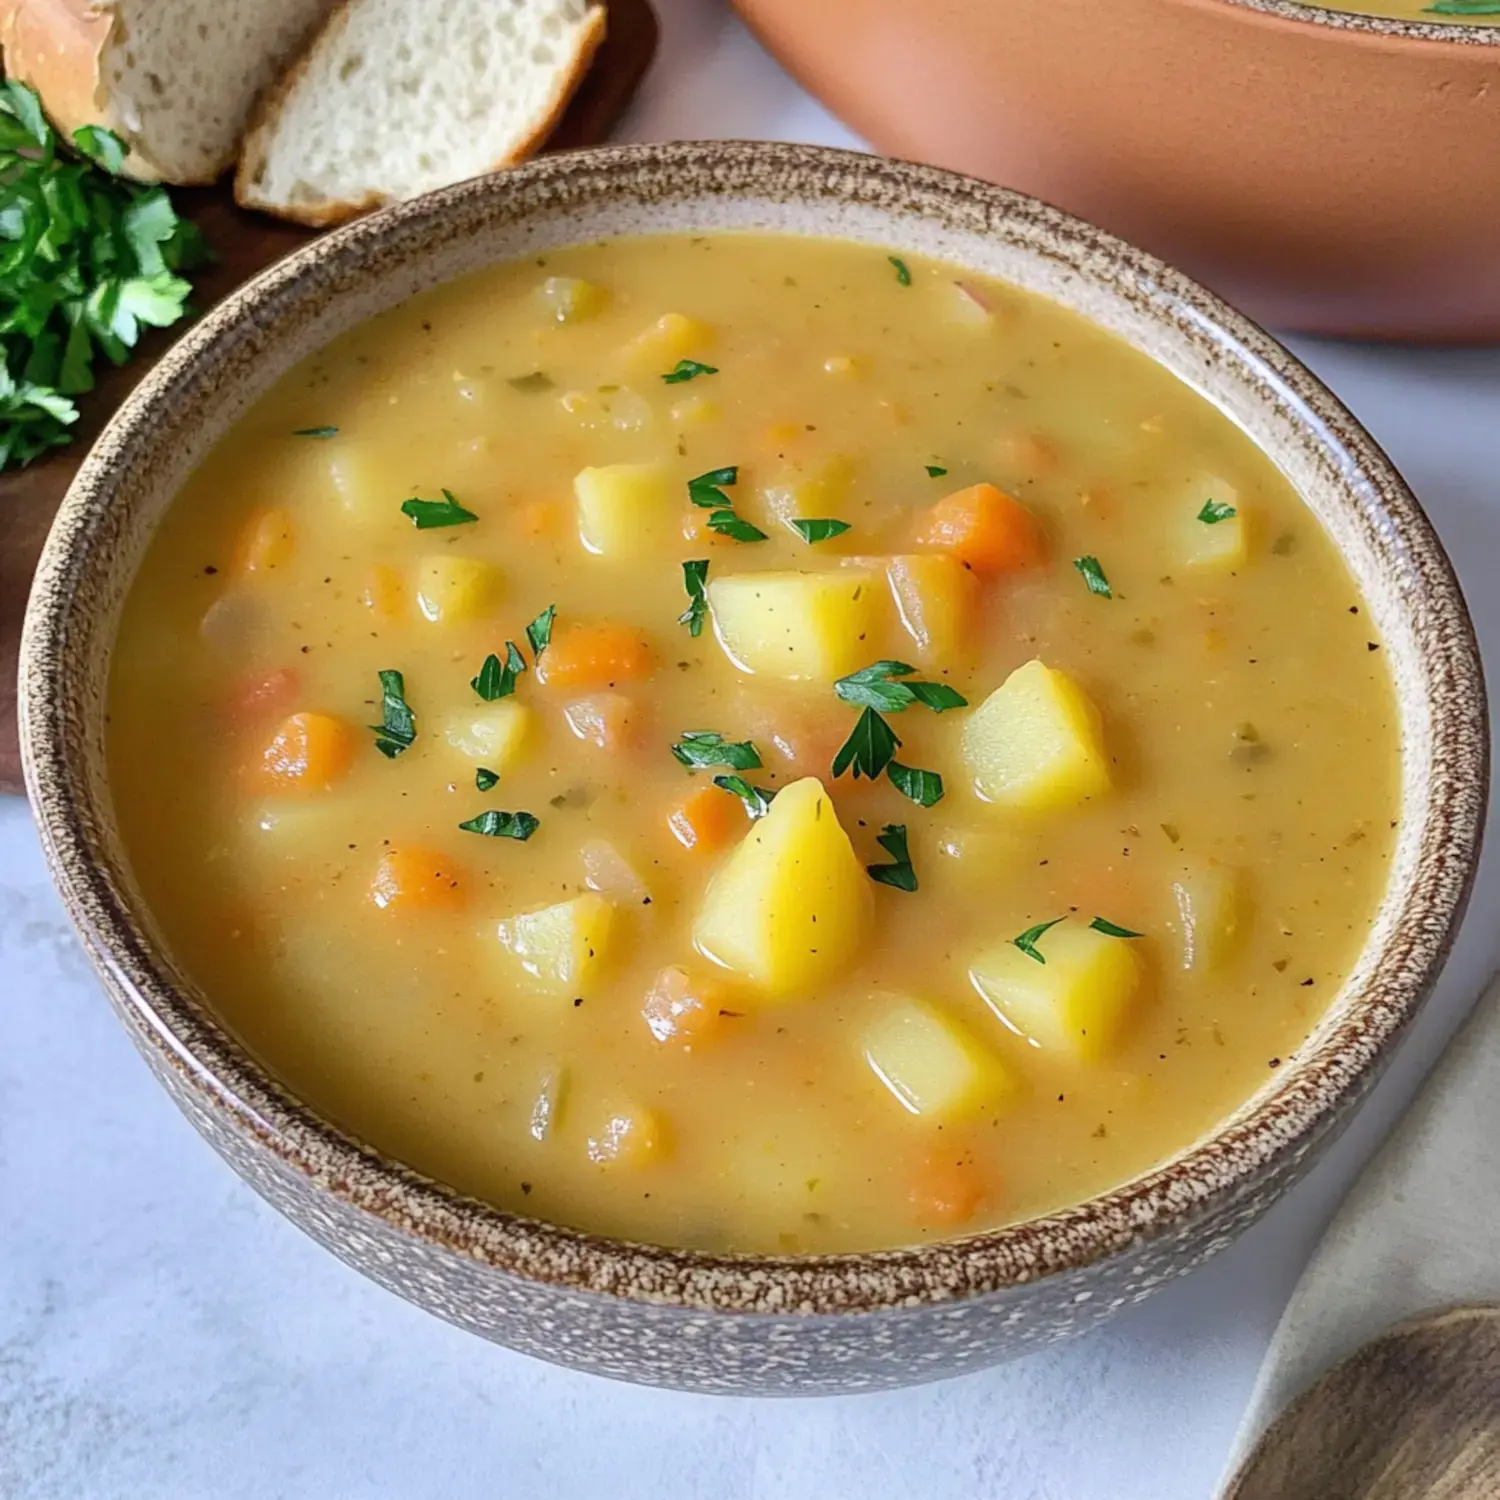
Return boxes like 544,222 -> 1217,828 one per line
5,4 -> 1500,1495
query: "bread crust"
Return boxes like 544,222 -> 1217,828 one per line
234,2 -> 607,227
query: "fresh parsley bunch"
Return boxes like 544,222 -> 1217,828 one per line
0,80 -> 208,469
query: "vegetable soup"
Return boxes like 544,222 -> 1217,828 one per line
107,234 -> 1398,1255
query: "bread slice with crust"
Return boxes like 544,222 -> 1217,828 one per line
235,0 -> 607,227
0,0 -> 335,183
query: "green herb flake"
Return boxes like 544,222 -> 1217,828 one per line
1197,498 -> 1237,525
713,774 -> 776,819
867,824 -> 917,891
925,464 -> 948,478
292,425 -> 338,438
671,732 -> 762,771
1013,916 -> 1067,964
475,767 -> 500,792
888,256 -> 912,287
679,559 -> 710,637
887,761 -> 944,807
1073,555 -> 1113,599
831,705 -> 901,782
458,809 -> 540,841
1424,0 -> 1500,12
1090,916 -> 1143,939
662,359 -> 719,385
687,466 -> 738,509
72,124 -> 127,174
471,642 -> 526,701
526,604 -> 556,660
707,510 -> 768,543
369,669 -> 416,758
834,660 -> 968,715
789,517 -> 852,544
506,370 -> 554,393
401,489 -> 477,529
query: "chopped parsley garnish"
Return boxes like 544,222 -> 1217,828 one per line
662,359 -> 718,384
1424,0 -> 1500,11
834,660 -> 967,714
506,370 -> 554,393
687,466 -> 738,509
1197,498 -> 1237,525
679,559 -> 710,637
293,426 -> 338,438
888,256 -> 912,287
369,669 -> 416,758
401,489 -> 477,528
1073,555 -> 1113,598
887,762 -> 944,808
1090,916 -> 1143,938
471,642 -> 526,701
708,511 -> 769,543
925,464 -> 948,478
831,705 -> 901,782
526,604 -> 556,660
713,774 -> 776,819
671,732 -> 762,771
789,517 -> 852,544
1013,916 -> 1067,964
475,767 -> 500,792
458,809 -> 539,841
867,824 -> 917,891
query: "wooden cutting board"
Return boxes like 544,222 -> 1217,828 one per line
0,0 -> 657,796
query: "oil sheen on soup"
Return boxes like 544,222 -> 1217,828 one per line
108,234 -> 1398,1255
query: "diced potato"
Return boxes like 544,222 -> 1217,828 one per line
1179,478 -> 1248,571
708,569 -> 884,682
626,312 -> 715,371
495,893 -> 616,994
641,964 -> 728,1048
756,454 -> 854,531
945,279 -> 998,331
961,659 -> 1110,811
415,555 -> 501,624
669,392 -> 720,429
822,354 -> 862,378
886,553 -> 978,664
586,1102 -> 667,1167
234,507 -> 294,575
862,996 -> 1015,1121
1172,864 -> 1244,971
562,692 -> 640,750
580,838 -> 651,904
326,445 -> 392,525
558,386 -> 652,434
693,777 -> 870,998
443,700 -> 532,772
969,924 -> 1144,1060
540,275 -> 607,322
574,462 -> 675,560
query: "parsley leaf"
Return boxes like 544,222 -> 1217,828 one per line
401,489 -> 477,528
687,466 -> 738,509
888,256 -> 912,286
834,661 -> 968,714
369,669 -> 416,758
1073,555 -> 1113,599
458,809 -> 539,840
293,425 -> 338,438
506,370 -> 554,393
789,517 -> 852,544
475,767 -> 500,792
887,762 -> 944,807
471,642 -> 526,701
925,463 -> 948,478
832,705 -> 901,781
662,359 -> 718,384
526,605 -> 556,660
1197,498 -> 1237,525
679,559 -> 710,637
867,824 -> 917,891
708,509 -> 768,543
73,124 -> 126,173
1090,916 -> 1143,938
713,774 -> 776,819
671,732 -> 762,770
1013,916 -> 1067,964
1424,0 -> 1500,11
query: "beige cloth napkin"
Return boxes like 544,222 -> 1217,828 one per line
1219,971 -> 1500,1489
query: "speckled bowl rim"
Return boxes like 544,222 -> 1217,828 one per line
20,141 -> 1487,1318
1211,0 -> 1500,45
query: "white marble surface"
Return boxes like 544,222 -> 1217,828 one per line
4,4 -> 1500,1496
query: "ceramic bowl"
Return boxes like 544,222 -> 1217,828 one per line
731,0 -> 1500,340
19,142 -> 1486,1394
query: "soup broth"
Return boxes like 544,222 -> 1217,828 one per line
108,233 -> 1398,1254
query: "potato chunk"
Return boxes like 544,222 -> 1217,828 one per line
626,312 -> 715,371
969,924 -> 1143,1060
886,553 -> 978,664
961,659 -> 1110,811
574,462 -> 675,560
540,275 -> 607,322
708,569 -> 884,683
415,556 -> 501,624
1179,478 -> 1247,571
495,893 -> 615,994
1172,864 -> 1244,971
863,996 -> 1014,1121
443,701 -> 532,772
693,777 -> 869,998
585,1102 -> 668,1167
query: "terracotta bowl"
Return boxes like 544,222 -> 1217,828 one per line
731,0 -> 1500,341
19,142 -> 1487,1394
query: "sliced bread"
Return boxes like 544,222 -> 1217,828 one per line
0,0 -> 335,183
235,0 -> 606,227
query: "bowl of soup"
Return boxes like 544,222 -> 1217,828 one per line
731,0 -> 1500,340
20,142 -> 1485,1393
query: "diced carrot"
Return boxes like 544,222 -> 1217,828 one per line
256,711 -> 355,791
909,1149 -> 991,1229
369,847 -> 466,912
667,784 -> 745,855
562,692 -> 641,751
537,622 -> 654,689
517,498 -> 565,539
641,964 -> 730,1048
234,507 -> 295,575
225,667 -> 300,726
363,563 -> 404,619
913,482 -> 1045,575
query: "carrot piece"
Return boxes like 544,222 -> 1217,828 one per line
369,847 -> 466,912
225,667 -> 300,726
257,712 -> 355,791
667,784 -> 745,854
537,622 -> 654,689
913,482 -> 1045,575
909,1149 -> 992,1229
234,507 -> 295,575
641,964 -> 730,1048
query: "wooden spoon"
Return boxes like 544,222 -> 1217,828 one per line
1222,1306 -> 1500,1500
